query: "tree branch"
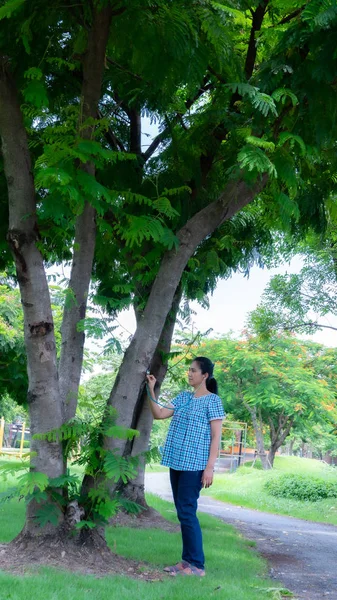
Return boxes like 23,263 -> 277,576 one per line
106,57 -> 145,82
284,322 -> 337,333
142,79 -> 214,162
97,109 -> 125,152
278,6 -> 305,25
245,0 -> 269,80
129,108 -> 142,154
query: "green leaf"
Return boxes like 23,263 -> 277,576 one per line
0,461 -> 29,480
35,167 -> 73,189
0,0 -> 25,20
117,215 -> 166,248
35,503 -> 62,527
23,80 -> 49,108
48,473 -> 80,488
272,88 -> 298,107
153,197 -> 180,219
24,67 -> 43,80
104,425 -> 139,440
104,451 -> 138,483
117,495 -> 144,515
76,170 -> 112,205
25,489 -> 48,504
277,133 -> 306,156
238,145 -> 277,177
251,92 -> 278,118
74,520 -> 96,530
17,471 -> 49,495
245,136 -> 275,152
96,499 -> 119,519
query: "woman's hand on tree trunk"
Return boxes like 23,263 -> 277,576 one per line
146,374 -> 156,391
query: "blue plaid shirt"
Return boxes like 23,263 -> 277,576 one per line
161,391 -> 225,471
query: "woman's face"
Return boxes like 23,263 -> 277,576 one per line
188,361 -> 207,387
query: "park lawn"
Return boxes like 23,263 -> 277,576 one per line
205,456 -> 337,525
0,461 -> 282,600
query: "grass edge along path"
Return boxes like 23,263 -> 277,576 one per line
0,470 -> 285,599
204,456 -> 337,526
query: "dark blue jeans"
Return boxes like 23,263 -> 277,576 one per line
169,468 -> 205,570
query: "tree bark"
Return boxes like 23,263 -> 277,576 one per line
243,402 -> 271,470
267,415 -> 294,467
0,57 -> 64,533
104,175 -> 268,460
120,284 -> 182,506
59,5 -> 114,422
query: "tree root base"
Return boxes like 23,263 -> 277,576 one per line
0,528 -> 163,580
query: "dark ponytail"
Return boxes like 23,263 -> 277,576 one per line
194,356 -> 218,395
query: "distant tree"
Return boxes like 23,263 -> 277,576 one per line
199,336 -> 337,468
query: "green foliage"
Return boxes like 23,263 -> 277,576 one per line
0,402 -> 143,528
104,451 -> 138,484
238,145 -> 277,177
0,283 -> 27,405
271,88 -> 298,107
34,503 -> 62,527
265,473 -> 337,502
249,248 -> 337,336
16,471 -> 48,495
0,0 -> 25,20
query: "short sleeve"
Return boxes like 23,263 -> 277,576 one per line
207,394 -> 225,421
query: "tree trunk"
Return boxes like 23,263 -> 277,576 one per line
267,415 -> 294,467
59,5 -> 114,422
104,175 -> 268,461
243,403 -> 271,470
120,284 -> 182,506
267,446 -> 277,468
0,56 -> 64,534
0,4 -> 114,537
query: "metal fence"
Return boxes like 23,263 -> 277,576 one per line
0,417 -> 30,458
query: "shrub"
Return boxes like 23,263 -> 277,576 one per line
14,440 -> 30,449
264,474 -> 337,502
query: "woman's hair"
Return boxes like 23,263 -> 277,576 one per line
194,356 -> 218,394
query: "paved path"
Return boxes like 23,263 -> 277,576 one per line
145,471 -> 337,600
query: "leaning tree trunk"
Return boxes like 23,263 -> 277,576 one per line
119,284 -> 182,507
0,57 -> 64,534
102,175 -> 268,471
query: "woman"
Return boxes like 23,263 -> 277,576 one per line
147,356 -> 225,577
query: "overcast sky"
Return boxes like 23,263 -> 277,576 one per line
114,255 -> 337,349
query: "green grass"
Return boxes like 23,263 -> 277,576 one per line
0,459 -> 282,600
206,456 -> 337,525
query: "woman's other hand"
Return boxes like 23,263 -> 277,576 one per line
201,466 -> 214,488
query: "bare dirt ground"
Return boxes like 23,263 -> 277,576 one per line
0,509 -> 175,581
145,471 -> 337,600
